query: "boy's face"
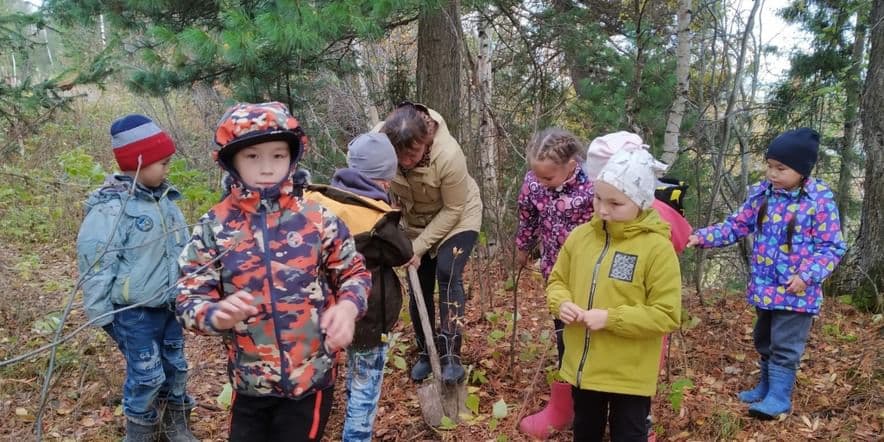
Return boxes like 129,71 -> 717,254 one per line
232,140 -> 292,189
135,155 -> 172,188
593,180 -> 641,222
765,158 -> 804,190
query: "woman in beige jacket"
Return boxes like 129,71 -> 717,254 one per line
379,102 -> 482,384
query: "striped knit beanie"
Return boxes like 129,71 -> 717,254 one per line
110,114 -> 176,171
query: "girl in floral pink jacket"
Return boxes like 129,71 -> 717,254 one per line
515,128 -> 593,438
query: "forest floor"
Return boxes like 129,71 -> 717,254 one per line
0,243 -> 881,442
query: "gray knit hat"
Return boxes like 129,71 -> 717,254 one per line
347,133 -> 398,181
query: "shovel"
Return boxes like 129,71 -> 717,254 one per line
408,267 -> 469,427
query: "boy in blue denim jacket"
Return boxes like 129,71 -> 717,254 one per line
76,114 -> 197,442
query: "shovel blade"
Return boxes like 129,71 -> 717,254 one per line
441,382 -> 470,420
417,382 -> 445,427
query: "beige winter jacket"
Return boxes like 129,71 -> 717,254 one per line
374,108 -> 482,257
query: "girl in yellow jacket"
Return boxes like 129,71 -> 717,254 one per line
547,148 -> 682,441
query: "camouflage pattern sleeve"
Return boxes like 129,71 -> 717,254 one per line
319,207 -> 371,318
176,216 -> 226,335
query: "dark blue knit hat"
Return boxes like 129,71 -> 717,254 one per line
765,128 -> 820,177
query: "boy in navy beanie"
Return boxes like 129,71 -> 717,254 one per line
77,115 -> 198,441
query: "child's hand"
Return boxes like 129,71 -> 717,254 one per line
582,308 -> 608,331
785,275 -> 807,294
320,301 -> 359,352
211,290 -> 258,330
559,302 -> 585,325
686,235 -> 700,248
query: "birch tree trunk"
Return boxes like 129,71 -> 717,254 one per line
476,16 -> 499,245
43,28 -> 54,67
99,14 -> 107,48
661,0 -> 693,166
10,53 -> 17,86
353,41 -> 381,128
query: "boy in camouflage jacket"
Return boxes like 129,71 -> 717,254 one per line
176,102 -> 371,441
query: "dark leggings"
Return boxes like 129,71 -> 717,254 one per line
408,231 -> 478,350
572,388 -> 650,442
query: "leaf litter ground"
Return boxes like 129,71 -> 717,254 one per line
1,249 -> 881,441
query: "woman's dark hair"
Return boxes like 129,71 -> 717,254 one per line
755,178 -> 807,252
380,103 -> 434,154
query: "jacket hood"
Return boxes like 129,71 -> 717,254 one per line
330,168 -> 390,203
85,174 -> 180,216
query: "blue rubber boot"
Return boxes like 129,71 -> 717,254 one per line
738,359 -> 769,403
748,362 -> 797,419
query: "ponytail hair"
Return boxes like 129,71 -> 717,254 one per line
755,178 -> 808,252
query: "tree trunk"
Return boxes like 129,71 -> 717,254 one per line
476,17 -> 499,239
353,41 -> 381,128
831,0 -> 884,311
661,0 -> 693,166
10,53 -> 17,87
416,0 -> 463,139
43,28 -> 54,67
99,14 -> 107,48
624,0 -> 647,133
836,13 -> 867,227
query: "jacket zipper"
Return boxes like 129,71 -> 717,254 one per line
258,198 -> 291,393
575,224 -> 610,386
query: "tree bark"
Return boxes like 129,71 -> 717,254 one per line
416,0 -> 463,139
661,0 -> 693,166
476,17 -> 499,238
831,0 -> 884,311
353,41 -> 381,128
836,11 -> 867,226
624,0 -> 648,133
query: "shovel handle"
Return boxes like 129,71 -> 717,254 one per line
408,267 -> 444,382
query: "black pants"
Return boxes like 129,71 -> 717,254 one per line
554,318 -> 565,366
409,231 -> 478,350
228,389 -> 334,442
572,388 -> 651,442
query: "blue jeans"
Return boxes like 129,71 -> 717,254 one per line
106,305 -> 195,425
342,344 -> 388,442
753,307 -> 814,369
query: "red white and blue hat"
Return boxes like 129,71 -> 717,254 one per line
110,114 -> 176,171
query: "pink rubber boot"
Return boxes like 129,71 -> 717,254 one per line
519,381 -> 574,439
